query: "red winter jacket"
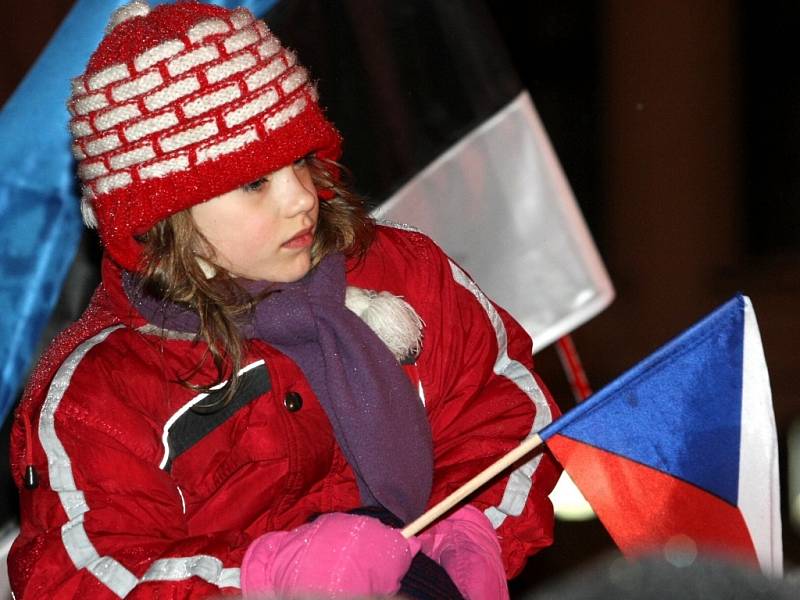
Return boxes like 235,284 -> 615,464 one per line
9,225 -> 561,598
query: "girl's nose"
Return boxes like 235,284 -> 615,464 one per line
271,164 -> 316,214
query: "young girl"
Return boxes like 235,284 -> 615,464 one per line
9,1 -> 561,598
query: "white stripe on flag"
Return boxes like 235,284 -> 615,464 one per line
373,91 -> 614,350
738,297 -> 783,575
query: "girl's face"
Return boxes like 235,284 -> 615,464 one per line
191,159 -> 319,282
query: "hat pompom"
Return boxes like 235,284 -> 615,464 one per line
106,0 -> 150,34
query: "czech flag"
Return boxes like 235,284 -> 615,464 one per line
539,295 -> 782,574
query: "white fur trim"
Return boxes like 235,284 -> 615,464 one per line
107,1 -> 150,34
345,287 -> 423,362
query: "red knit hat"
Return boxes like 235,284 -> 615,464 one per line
69,0 -> 342,271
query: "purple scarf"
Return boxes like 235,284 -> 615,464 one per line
124,254 -> 433,523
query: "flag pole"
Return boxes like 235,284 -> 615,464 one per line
556,334 -> 593,401
401,433 -> 544,538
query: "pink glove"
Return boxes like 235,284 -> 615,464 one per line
418,505 -> 509,600
241,513 -> 421,598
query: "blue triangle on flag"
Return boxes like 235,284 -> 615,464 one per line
542,295 -> 745,505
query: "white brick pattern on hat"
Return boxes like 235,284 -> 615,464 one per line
168,45 -> 220,77
72,77 -> 87,96
160,119 -> 219,153
206,52 -> 257,84
245,57 -> 287,91
70,119 -> 93,138
125,111 -> 180,142
88,63 -> 130,91
96,172 -> 132,195
230,8 -> 253,30
71,8 -> 320,202
264,97 -> 306,131
224,26 -> 259,54
85,133 -> 122,157
280,68 -> 308,95
196,125 -> 258,164
112,70 -> 163,102
94,103 -> 141,131
73,93 -> 109,116
109,143 -> 156,170
187,18 -> 230,44
223,89 -> 279,128
182,83 -> 242,118
78,160 -> 108,180
145,76 -> 201,112
135,39 -> 185,72
139,154 -> 190,180
258,38 -> 281,60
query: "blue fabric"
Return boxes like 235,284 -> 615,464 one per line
0,0 -> 280,424
541,295 -> 745,505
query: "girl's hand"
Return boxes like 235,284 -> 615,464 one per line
418,505 -> 509,600
241,512 -> 420,598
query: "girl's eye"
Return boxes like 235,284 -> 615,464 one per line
293,157 -> 307,168
241,176 -> 268,192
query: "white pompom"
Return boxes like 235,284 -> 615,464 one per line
106,1 -> 150,34
80,197 -> 98,229
345,287 -> 424,362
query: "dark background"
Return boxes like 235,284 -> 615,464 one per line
1,0 -> 798,593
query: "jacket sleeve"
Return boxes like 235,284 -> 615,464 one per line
410,232 -> 563,578
9,332 -> 247,599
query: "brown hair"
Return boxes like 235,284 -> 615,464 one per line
136,157 -> 374,409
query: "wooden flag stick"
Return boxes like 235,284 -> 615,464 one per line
401,433 -> 544,538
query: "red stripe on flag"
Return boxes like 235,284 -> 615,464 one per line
547,433 -> 758,565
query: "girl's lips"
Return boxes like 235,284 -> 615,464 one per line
282,228 -> 314,249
